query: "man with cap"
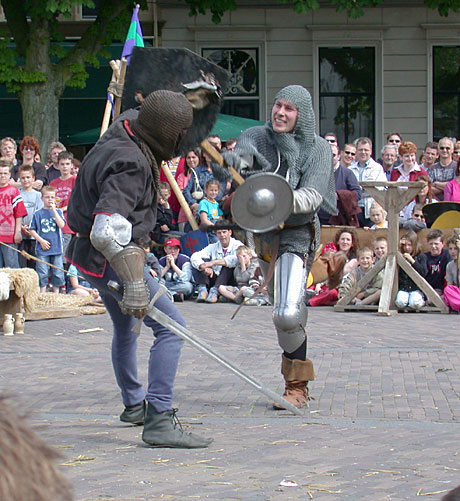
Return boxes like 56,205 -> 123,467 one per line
212,85 -> 336,408
159,237 -> 194,301
66,90 -> 212,448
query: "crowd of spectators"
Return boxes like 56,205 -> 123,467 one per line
313,132 -> 460,313
1,129 -> 459,313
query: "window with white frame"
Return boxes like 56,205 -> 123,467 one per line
202,47 -> 260,120
319,46 -> 375,146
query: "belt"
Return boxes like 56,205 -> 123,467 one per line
76,232 -> 89,238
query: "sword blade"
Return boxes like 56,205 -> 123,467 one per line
147,304 -> 303,416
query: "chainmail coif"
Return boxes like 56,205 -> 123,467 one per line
232,85 -> 336,215
131,90 -> 193,189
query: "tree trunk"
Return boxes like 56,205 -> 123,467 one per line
18,16 -> 64,159
19,81 -> 60,161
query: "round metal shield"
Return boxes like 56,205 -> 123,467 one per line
231,172 -> 293,233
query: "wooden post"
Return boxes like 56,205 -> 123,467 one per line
100,60 -> 121,137
113,58 -> 128,119
200,140 -> 245,186
161,163 -> 198,231
335,180 -> 448,315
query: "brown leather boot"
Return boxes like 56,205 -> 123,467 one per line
273,355 -> 314,410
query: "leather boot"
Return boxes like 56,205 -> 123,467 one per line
273,355 -> 314,410
142,403 -> 213,448
120,400 -> 146,425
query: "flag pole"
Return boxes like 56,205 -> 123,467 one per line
100,4 -> 144,134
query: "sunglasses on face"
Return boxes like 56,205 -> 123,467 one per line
439,146 -> 451,151
388,139 -> 401,143
344,150 -> 356,156
23,146 -> 35,152
326,138 -> 337,144
413,213 -> 425,219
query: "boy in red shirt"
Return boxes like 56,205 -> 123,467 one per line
0,158 -> 27,268
50,151 -> 76,258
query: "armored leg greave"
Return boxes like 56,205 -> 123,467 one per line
272,253 -> 308,354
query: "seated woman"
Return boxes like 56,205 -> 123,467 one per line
394,230 -> 427,310
67,264 -> 101,302
308,228 -> 359,307
182,148 -> 228,229
177,149 -> 201,232
444,160 -> 460,202
400,174 -> 436,228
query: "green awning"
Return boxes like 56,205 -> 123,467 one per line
65,113 -> 264,146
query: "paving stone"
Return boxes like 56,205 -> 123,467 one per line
1,304 -> 460,499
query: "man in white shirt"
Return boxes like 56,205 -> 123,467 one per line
349,137 -> 386,227
190,220 -> 244,303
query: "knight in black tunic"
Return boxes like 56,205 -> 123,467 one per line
66,90 -> 212,449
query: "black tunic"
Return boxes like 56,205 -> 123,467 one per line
66,110 -> 157,276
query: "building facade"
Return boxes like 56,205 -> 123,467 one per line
159,0 -> 460,153
1,1 -> 459,155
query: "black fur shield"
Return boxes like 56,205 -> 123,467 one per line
122,47 -> 230,154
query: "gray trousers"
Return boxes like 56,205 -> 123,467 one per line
82,265 -> 184,413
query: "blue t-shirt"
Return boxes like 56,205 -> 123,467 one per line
67,263 -> 92,289
30,207 -> 64,256
198,198 -> 223,223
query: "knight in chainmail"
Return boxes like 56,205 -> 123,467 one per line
214,85 -> 336,409
66,90 -> 212,449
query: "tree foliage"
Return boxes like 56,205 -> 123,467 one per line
185,0 -> 460,23
0,0 -> 139,95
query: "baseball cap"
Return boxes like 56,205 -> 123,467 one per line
164,238 -> 181,249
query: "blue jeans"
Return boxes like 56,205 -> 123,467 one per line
82,265 -> 185,413
0,243 -> 19,268
35,254 -> 65,287
164,280 -> 194,297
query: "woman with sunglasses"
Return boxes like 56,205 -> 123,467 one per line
400,174 -> 436,225
11,136 -> 48,190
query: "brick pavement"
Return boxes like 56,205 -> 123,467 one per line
1,304 -> 460,500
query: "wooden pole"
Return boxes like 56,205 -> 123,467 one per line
113,58 -> 128,119
100,60 -> 121,138
161,163 -> 198,231
200,140 -> 245,186
100,72 -> 116,137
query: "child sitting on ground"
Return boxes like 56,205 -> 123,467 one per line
443,234 -> 460,313
373,236 -> 388,261
424,229 -> 452,295
367,202 -> 388,230
138,235 -> 162,282
152,182 -> 177,249
400,203 -> 427,232
218,245 -> 262,304
338,246 -> 383,305
67,264 -> 101,302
